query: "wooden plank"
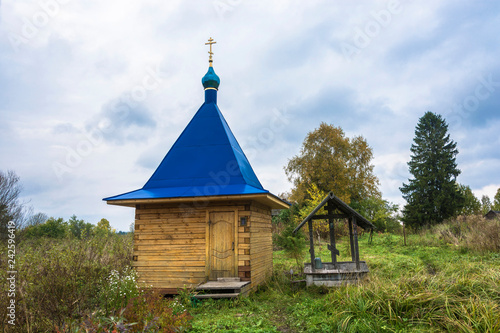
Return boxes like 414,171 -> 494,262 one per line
136,218 -> 205,225
136,208 -> 205,215
134,245 -> 204,252
136,266 -> 205,272
134,248 -> 206,255
137,233 -> 205,240
139,271 -> 205,278
143,282 -> 197,289
134,239 -> 205,245
139,224 -> 206,230
134,255 -> 205,261
134,247 -> 205,253
249,241 -> 270,246
133,260 -> 205,267
205,209 -> 210,278
137,277 -> 203,284
233,208 -> 239,278
108,194 -> 286,208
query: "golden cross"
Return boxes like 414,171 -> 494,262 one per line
205,37 -> 216,64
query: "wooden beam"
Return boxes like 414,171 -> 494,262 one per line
310,214 -> 349,220
327,205 -> 338,268
293,195 -> 332,233
353,216 -> 360,270
348,217 -> 355,262
308,220 -> 315,270
106,193 -> 290,209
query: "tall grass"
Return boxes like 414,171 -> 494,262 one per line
189,229 -> 500,332
0,233 -> 133,332
434,215 -> 500,253
1,232 -> 192,332
2,216 -> 499,332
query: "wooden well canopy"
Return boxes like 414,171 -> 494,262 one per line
293,191 -> 375,271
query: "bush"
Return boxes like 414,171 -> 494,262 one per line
98,267 -> 140,316
0,233 -> 133,331
274,224 -> 307,267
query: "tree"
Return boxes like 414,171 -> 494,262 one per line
481,195 -> 492,215
400,112 -> 462,227
68,215 -> 94,239
26,212 -> 48,226
23,217 -> 67,238
457,184 -> 481,215
350,197 -> 400,233
285,122 -> 380,204
0,170 -> 27,238
0,170 -> 47,238
273,206 -> 307,268
95,218 -> 115,236
297,184 -> 330,242
493,188 -> 500,211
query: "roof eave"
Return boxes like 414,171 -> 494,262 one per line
106,193 -> 290,209
293,191 -> 375,233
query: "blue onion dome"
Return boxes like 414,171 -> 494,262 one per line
202,66 -> 220,90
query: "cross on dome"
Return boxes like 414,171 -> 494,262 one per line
205,37 -> 216,66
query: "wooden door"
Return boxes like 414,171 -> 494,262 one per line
209,211 -> 235,280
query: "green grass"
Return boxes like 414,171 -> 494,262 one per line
188,233 -> 500,332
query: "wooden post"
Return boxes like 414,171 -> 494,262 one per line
327,202 -> 338,268
403,221 -> 407,246
308,220 -> 315,270
352,216 -> 360,270
348,217 -> 355,262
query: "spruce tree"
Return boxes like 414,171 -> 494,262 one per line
400,112 -> 462,227
493,188 -> 500,211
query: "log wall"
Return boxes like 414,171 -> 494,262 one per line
133,200 -> 273,293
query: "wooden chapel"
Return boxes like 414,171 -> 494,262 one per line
104,38 -> 289,295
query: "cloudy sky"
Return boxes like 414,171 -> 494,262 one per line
1,0 -> 499,231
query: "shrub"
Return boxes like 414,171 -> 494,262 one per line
122,289 -> 192,332
274,224 -> 307,268
98,267 -> 139,316
0,233 -> 133,331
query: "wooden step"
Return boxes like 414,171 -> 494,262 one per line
194,293 -> 239,299
194,279 -> 251,299
217,277 -> 240,282
196,280 -> 250,291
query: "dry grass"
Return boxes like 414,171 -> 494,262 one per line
434,215 -> 500,252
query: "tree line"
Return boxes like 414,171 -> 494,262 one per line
2,111 -> 500,236
0,169 -> 124,240
282,112 -> 500,231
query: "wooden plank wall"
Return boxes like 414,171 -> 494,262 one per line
133,200 -> 273,292
249,202 -> 273,290
133,203 -> 207,290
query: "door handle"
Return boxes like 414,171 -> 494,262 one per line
232,242 -> 234,251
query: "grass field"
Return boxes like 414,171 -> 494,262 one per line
1,220 -> 498,332
188,233 -> 500,332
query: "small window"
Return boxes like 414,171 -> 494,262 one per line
240,217 -> 248,226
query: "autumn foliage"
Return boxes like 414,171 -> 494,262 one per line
285,122 -> 380,205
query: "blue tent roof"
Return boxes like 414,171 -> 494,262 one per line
104,68 -> 276,203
